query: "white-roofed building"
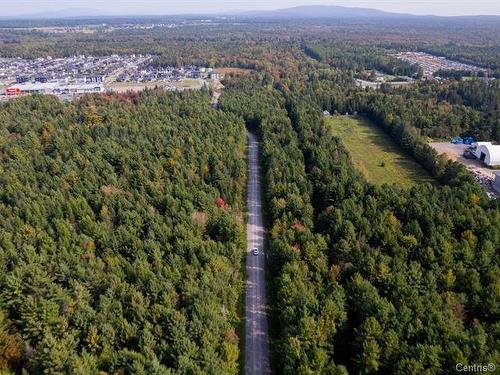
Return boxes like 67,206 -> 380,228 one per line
6,82 -> 104,97
473,143 -> 500,166
8,82 -> 58,94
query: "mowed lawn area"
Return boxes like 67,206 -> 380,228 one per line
326,116 -> 434,188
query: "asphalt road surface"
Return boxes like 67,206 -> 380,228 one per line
245,132 -> 270,375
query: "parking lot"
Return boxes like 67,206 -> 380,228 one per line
393,52 -> 487,78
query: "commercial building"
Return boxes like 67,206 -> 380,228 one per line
7,82 -> 58,94
85,75 -> 105,83
53,83 -> 105,95
5,82 -> 104,96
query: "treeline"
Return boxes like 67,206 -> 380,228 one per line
322,81 -> 500,143
441,79 -> 499,107
435,79 -> 500,142
0,91 -> 247,374
302,42 -> 420,77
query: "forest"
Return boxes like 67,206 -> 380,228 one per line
1,17 -> 500,75
0,14 -> 499,375
0,91 -> 247,374
220,72 -> 499,374
302,42 -> 421,77
357,80 -> 500,142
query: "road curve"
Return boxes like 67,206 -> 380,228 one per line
245,131 -> 270,375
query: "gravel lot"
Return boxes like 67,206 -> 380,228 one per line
430,142 -> 495,178
430,142 -> 498,197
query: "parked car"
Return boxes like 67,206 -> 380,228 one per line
463,149 -> 477,159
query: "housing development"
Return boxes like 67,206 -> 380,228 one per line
0,54 -> 221,100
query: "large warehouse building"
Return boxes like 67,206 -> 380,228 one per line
5,82 -> 104,96
473,142 -> 500,167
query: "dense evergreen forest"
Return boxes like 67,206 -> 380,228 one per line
0,92 -> 247,373
0,14 -> 499,375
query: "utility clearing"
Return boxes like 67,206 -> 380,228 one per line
327,116 -> 434,188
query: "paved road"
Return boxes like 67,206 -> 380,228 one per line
245,132 -> 270,375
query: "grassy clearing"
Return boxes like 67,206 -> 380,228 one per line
326,116 -> 434,188
107,79 -> 206,93
106,81 -> 167,93
215,67 -> 253,75
180,78 -> 204,87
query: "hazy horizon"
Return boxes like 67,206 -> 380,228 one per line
1,0 -> 500,17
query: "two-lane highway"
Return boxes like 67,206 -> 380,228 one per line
245,132 -> 270,375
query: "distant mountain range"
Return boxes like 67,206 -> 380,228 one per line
1,5 -> 497,20
237,5 -> 415,19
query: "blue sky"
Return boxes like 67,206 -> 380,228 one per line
1,0 -> 499,17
